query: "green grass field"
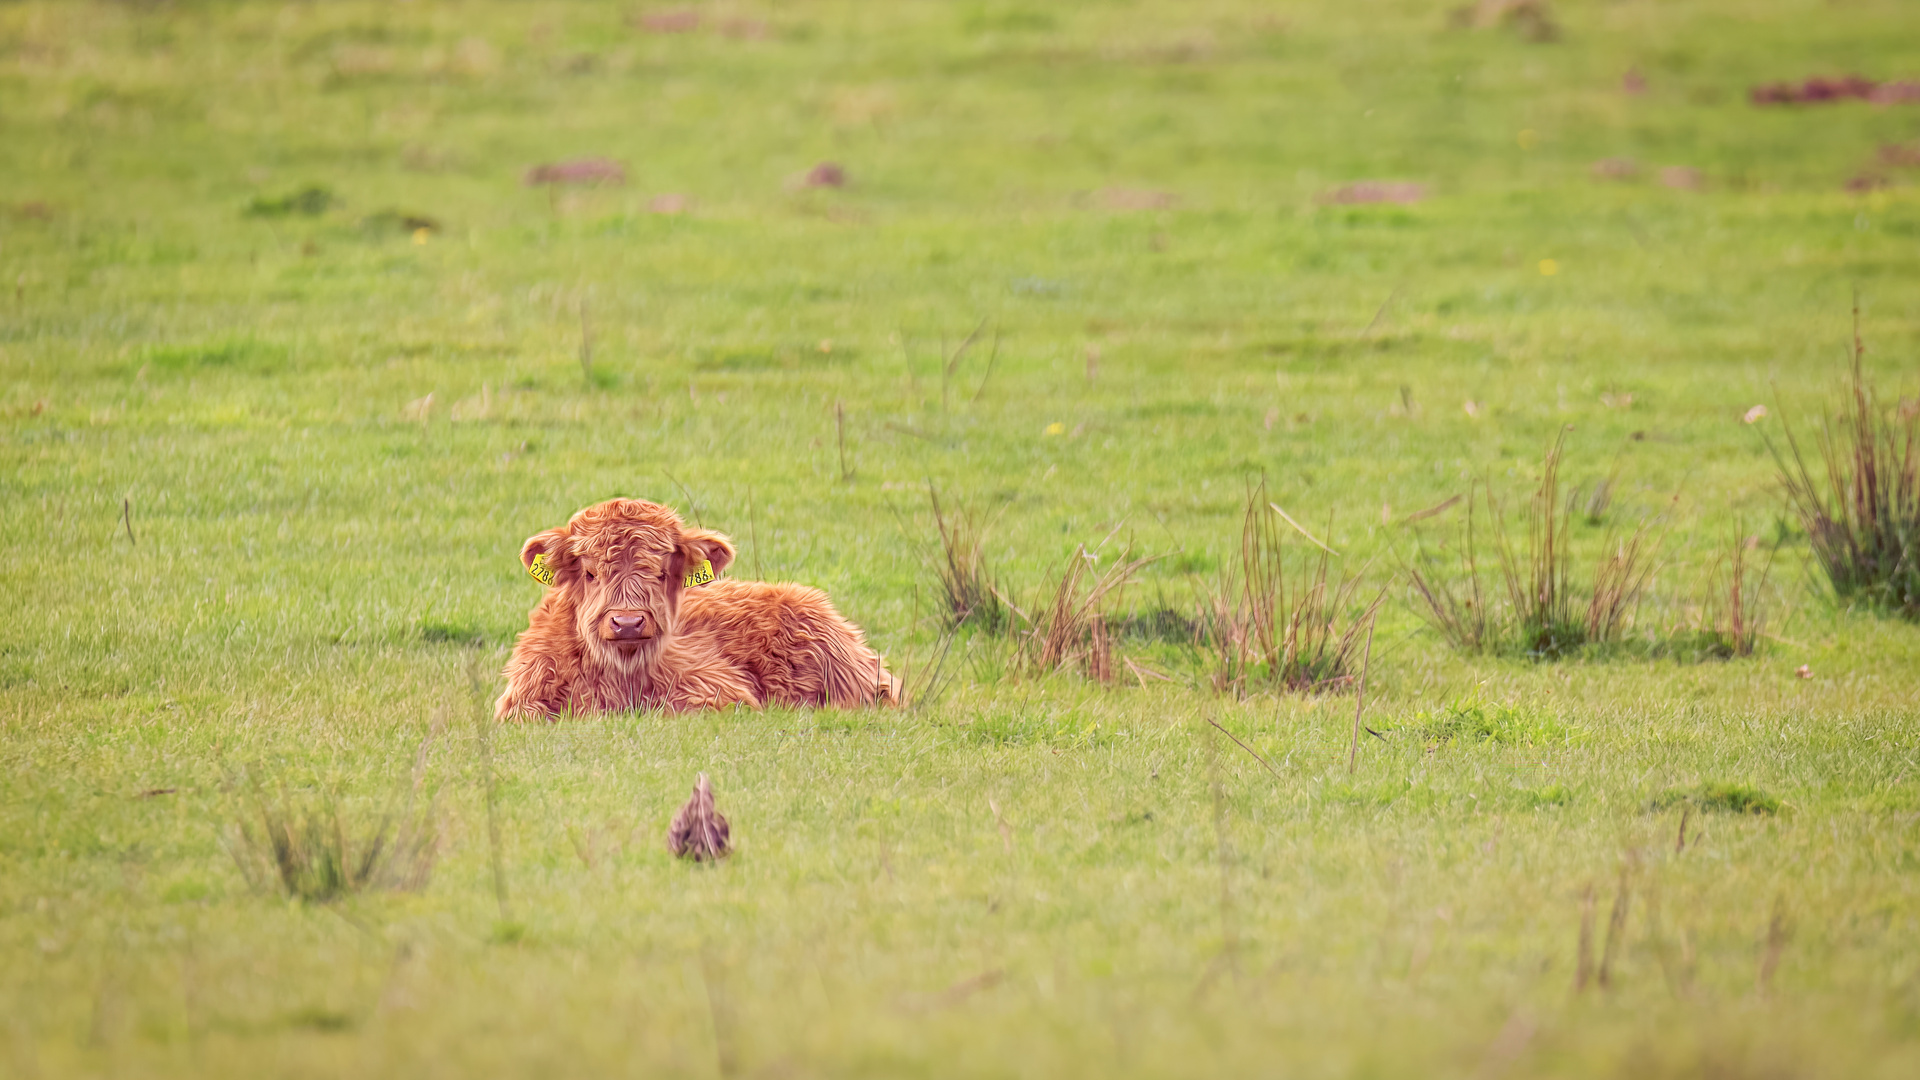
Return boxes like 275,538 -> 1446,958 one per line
4,1 -> 1920,1075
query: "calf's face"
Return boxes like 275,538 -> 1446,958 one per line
518,500 -> 735,670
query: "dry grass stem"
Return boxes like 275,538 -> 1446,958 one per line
1759,896 -> 1791,996
1574,882 -> 1597,992
1598,863 -> 1633,988
835,400 -> 853,482
1205,715 -> 1283,779
1345,612 -> 1377,774
988,797 -> 1013,852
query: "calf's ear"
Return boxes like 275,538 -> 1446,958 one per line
519,528 -> 574,585
677,528 -> 736,580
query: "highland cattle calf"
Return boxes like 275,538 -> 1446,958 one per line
496,498 -> 898,719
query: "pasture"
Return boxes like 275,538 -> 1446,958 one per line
3,0 -> 1919,1075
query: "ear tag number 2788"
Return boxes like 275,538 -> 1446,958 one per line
527,552 -> 556,587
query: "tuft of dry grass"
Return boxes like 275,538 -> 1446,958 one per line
226,772 -> 439,902
1583,522 -> 1662,645
1017,540 -> 1163,680
1405,487 -> 1498,653
1700,528 -> 1776,657
1765,305 -> 1919,619
927,485 -> 1011,632
1495,431 -> 1582,655
1408,435 -> 1662,657
1205,478 -> 1380,695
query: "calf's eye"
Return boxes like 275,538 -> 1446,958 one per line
585,569 -> 597,582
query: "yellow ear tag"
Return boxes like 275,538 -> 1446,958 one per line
683,559 -> 715,588
527,552 -> 556,587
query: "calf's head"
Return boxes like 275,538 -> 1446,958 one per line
518,499 -> 735,671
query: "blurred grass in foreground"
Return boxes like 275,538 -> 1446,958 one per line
2,1 -> 1919,1076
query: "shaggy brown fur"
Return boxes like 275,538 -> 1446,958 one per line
496,498 -> 899,719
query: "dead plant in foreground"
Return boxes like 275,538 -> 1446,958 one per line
1206,478 -> 1380,695
1764,305 -> 1919,618
226,743 -> 440,902
667,774 -> 731,862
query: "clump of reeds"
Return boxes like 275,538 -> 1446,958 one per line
927,484 -> 1012,632
1204,478 -> 1380,695
1016,540 -> 1162,680
1406,433 -> 1662,657
1764,306 -> 1919,619
226,768 -> 439,902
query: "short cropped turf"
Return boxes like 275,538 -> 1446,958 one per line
3,1 -> 1919,1076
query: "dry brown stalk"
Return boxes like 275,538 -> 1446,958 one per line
1706,526 -> 1777,656
1086,612 -> 1113,682
1759,896 -> 1791,996
566,823 -> 596,869
987,797 -> 1013,852
834,400 -> 853,482
1345,613 -> 1377,774
667,774 -> 731,862
1401,494 -> 1462,524
940,317 -> 988,411
1574,882 -> 1597,993
1123,656 -> 1174,690
1598,862 -> 1633,988
1205,715 -> 1283,780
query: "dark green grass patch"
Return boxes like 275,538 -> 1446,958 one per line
246,186 -> 335,218
1651,782 -> 1784,816
1387,696 -> 1585,749
137,337 -> 289,376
